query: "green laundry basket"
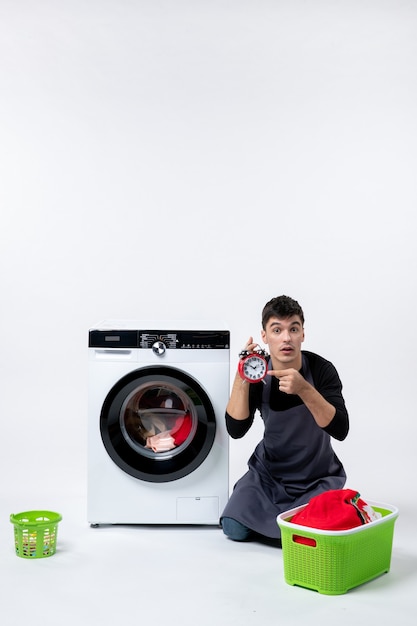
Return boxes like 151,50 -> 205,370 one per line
277,501 -> 398,594
10,510 -> 62,559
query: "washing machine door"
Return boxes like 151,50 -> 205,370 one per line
100,366 -> 216,482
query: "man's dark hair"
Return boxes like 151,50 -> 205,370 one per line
261,295 -> 305,329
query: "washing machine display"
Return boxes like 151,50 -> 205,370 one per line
88,321 -> 230,526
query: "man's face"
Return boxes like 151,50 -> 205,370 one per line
261,315 -> 305,368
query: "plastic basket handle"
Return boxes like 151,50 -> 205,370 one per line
292,534 -> 317,547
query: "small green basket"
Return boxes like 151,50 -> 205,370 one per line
10,510 -> 62,559
277,501 -> 398,595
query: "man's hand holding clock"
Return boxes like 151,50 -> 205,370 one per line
238,336 -> 268,384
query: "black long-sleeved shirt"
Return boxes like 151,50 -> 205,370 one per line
226,350 -> 349,441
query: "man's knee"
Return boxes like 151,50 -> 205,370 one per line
221,517 -> 253,541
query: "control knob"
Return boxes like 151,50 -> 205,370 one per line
152,340 -> 166,356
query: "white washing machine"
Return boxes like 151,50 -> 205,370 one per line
88,320 -> 230,526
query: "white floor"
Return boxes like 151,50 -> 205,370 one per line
1,491 -> 416,626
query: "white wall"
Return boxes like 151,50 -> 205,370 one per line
1,0 -> 416,513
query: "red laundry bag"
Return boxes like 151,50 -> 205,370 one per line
291,489 -> 378,532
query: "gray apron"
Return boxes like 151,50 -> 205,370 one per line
221,354 -> 346,538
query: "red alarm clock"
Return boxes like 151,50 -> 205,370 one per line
238,349 -> 268,383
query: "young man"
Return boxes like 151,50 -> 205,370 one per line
221,295 -> 349,543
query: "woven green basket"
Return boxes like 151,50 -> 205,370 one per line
10,510 -> 62,559
277,501 -> 398,595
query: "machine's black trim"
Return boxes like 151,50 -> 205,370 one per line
100,366 -> 217,483
89,330 -> 138,348
89,329 -> 229,349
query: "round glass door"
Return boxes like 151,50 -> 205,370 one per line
100,367 -> 216,482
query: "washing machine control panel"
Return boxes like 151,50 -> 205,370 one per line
142,333 -> 178,349
89,329 -> 230,350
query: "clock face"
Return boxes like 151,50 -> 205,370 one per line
241,355 -> 267,382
